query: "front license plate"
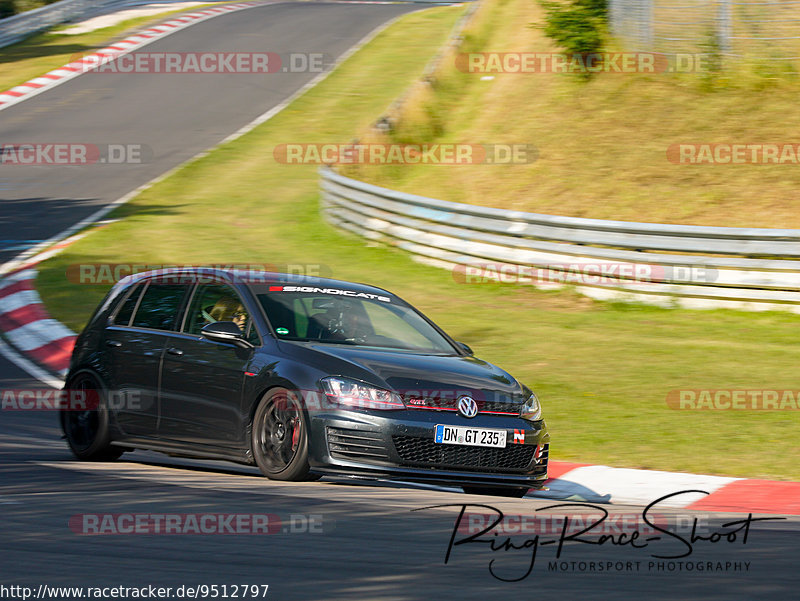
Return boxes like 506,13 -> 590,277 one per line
434,425 -> 507,448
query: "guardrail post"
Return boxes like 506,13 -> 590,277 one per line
716,0 -> 732,53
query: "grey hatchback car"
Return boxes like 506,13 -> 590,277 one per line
61,268 -> 549,497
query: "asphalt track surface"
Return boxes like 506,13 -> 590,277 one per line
1,393 -> 798,600
0,1 -> 420,262
0,3 -> 798,600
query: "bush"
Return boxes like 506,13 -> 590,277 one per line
538,0 -> 608,59
0,1 -> 61,20
0,1 -> 16,20
574,0 -> 607,20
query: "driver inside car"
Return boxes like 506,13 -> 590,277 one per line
206,296 -> 249,332
311,300 -> 371,342
338,309 -> 370,341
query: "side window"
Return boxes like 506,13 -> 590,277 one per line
112,284 -> 144,326
185,284 -> 259,344
130,284 -> 187,331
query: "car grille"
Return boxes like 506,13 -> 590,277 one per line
326,427 -> 390,464
392,435 -> 538,473
480,400 -> 522,415
404,397 -> 520,416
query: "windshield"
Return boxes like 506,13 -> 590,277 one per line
257,287 -> 457,354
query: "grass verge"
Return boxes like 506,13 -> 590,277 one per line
349,0 -> 800,228
35,3 -> 800,481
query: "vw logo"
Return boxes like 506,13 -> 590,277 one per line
457,396 -> 478,418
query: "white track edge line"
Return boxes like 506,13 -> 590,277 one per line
0,336 -> 64,388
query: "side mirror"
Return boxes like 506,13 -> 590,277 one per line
456,341 -> 474,356
201,322 -> 253,348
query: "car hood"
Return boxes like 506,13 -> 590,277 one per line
281,341 -> 527,403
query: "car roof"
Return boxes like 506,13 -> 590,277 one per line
118,267 -> 395,299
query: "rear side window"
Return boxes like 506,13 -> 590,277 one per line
131,284 -> 188,331
112,284 -> 144,326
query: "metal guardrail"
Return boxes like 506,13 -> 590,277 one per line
320,167 -> 800,312
0,0 -> 129,49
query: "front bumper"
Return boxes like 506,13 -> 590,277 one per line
307,408 -> 549,489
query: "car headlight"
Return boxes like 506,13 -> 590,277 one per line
519,391 -> 542,421
320,377 -> 404,411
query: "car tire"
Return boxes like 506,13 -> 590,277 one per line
462,486 -> 529,498
60,373 -> 124,461
252,387 -> 313,481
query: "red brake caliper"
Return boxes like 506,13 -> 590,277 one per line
291,416 -> 301,449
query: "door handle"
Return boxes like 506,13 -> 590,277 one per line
167,347 -> 184,356
106,340 -> 122,347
